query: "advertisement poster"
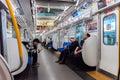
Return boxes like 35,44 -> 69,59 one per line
103,14 -> 116,45
106,0 -> 115,5
7,21 -> 13,38
86,21 -> 97,33
37,20 -> 54,27
36,26 -> 48,35
36,26 -> 48,32
37,7 -> 63,17
98,0 -> 115,9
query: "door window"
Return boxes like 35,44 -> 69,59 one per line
103,13 -> 116,45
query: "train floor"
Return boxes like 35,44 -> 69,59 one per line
14,49 -> 84,80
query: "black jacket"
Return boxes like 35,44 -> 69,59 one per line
68,41 -> 79,52
79,40 -> 84,49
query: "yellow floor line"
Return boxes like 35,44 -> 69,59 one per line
87,71 -> 112,80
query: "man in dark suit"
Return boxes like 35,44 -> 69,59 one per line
56,37 -> 79,64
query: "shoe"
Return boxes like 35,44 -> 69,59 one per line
32,64 -> 36,67
32,63 -> 35,66
36,63 -> 40,65
32,63 -> 40,66
35,63 -> 40,67
55,60 -> 61,63
59,61 -> 65,64
32,65 -> 36,67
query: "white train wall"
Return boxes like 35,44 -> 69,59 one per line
99,7 -> 119,76
42,1 -> 120,78
52,8 -> 119,78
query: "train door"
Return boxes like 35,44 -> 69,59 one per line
0,4 -> 14,80
100,7 -> 119,77
0,9 -> 8,61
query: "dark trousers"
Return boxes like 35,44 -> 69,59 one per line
32,53 -> 38,64
59,49 -> 69,63
72,53 -> 86,68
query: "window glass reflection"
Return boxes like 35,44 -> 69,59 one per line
75,23 -> 85,42
103,14 -> 116,45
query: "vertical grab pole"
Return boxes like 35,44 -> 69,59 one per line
5,0 -> 23,72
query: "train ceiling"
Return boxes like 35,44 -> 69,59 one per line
10,0 -> 34,28
36,0 -> 76,20
36,0 -> 76,3
9,0 -> 77,33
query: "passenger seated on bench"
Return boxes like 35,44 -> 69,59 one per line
42,39 -> 46,47
56,37 -> 79,64
72,33 -> 90,68
32,38 -> 42,66
74,33 -> 90,55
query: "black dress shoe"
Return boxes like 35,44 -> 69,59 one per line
59,61 -> 65,64
55,60 -> 61,63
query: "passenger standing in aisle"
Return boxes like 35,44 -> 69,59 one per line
32,38 -> 42,66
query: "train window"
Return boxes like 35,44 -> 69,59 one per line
75,23 -> 85,42
103,13 -> 116,45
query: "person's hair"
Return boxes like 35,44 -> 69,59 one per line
86,33 -> 90,37
33,38 -> 40,43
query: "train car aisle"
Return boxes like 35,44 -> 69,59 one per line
15,48 -> 83,80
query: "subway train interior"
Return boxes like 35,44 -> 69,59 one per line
0,0 -> 120,80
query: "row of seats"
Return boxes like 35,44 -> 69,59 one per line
55,35 -> 98,69
57,41 -> 87,69
41,35 -> 98,70
57,42 -> 71,52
